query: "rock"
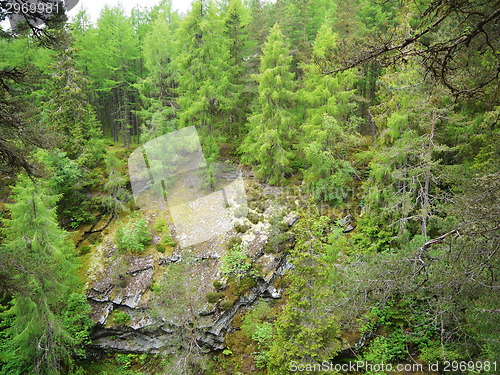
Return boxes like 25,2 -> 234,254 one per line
283,211 -> 299,227
127,255 -> 154,275
86,170 -> 298,355
338,214 -> 356,233
87,255 -> 155,322
242,221 -> 271,259
255,254 -> 279,282
263,286 -> 282,299
111,268 -> 153,308
158,254 -> 182,266
89,301 -> 114,325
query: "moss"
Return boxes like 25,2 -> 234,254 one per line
234,221 -> 248,233
247,211 -> 261,224
234,276 -> 257,297
155,244 -> 165,253
213,279 -> 225,291
108,310 -> 130,326
206,291 -> 225,303
78,245 -> 92,256
226,236 -> 242,250
220,299 -> 234,310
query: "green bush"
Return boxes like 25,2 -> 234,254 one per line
221,243 -> 255,281
109,310 -> 130,326
160,234 -> 176,247
116,218 -> 152,253
206,292 -> 225,303
220,300 -> 234,310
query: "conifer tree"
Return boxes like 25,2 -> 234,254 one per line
0,176 -> 87,374
299,24 -> 361,204
138,1 -> 181,140
74,5 -> 141,146
222,0 -> 251,137
240,23 -> 297,184
40,36 -> 102,160
174,0 -> 236,141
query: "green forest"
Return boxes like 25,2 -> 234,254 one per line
0,0 -> 498,374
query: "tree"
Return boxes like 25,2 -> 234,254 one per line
73,5 -> 142,146
322,0 -> 500,97
0,176 -> 88,374
268,214 -> 341,373
40,34 -> 102,160
240,23 -> 297,184
173,0 -> 239,148
299,24 -> 362,204
137,1 -> 181,141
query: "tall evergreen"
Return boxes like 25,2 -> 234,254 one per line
299,24 -> 361,204
174,0 -> 237,144
240,23 -> 297,184
0,176 -> 87,374
40,37 -> 102,160
138,1 -> 181,140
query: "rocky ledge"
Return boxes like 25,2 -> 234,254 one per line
86,181 -> 298,354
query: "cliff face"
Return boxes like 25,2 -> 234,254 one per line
85,175 -> 298,354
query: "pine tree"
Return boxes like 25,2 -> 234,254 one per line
361,64 -> 448,243
174,0 -> 237,143
40,35 -> 102,160
74,5 -> 142,146
0,176 -> 87,374
222,0 -> 251,138
240,23 -> 297,184
299,24 -> 361,204
138,1 -> 181,141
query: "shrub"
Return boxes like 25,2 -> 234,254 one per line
160,234 -> 176,247
213,279 -> 224,291
221,243 -> 254,281
116,218 -> 152,253
220,300 -> 234,310
206,292 -> 224,303
109,310 -> 130,326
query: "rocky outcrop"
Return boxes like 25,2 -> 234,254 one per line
86,175 -> 298,354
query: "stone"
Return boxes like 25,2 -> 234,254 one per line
283,211 -> 300,227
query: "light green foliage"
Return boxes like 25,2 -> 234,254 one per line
108,310 -> 131,326
174,0 -> 239,144
38,150 -> 97,228
138,2 -> 181,140
299,24 -> 361,204
221,243 -> 254,281
240,23 -> 297,184
102,155 -> 131,218
40,37 -> 102,160
267,213 -> 341,373
154,216 -> 176,247
241,302 -> 275,368
361,64 -> 450,240
0,176 -> 87,374
116,218 -> 152,253
72,5 -> 142,145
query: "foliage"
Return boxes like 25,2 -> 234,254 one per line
220,242 -> 255,281
240,23 -> 298,184
0,176 -> 88,375
108,310 -> 131,326
116,218 -> 152,253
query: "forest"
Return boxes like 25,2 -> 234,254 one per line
0,0 -> 498,374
